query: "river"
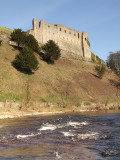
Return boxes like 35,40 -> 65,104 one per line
0,111 -> 120,160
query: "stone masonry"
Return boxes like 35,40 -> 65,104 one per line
28,19 -> 91,60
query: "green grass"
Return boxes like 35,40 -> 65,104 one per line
0,26 -> 13,35
0,91 -> 23,102
102,98 -> 120,104
42,95 -> 61,103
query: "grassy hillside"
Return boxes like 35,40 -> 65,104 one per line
0,26 -> 13,35
0,43 -> 119,105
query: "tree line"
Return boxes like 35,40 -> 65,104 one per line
106,51 -> 120,76
95,51 -> 120,79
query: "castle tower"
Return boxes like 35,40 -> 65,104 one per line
33,19 -> 38,30
39,19 -> 45,43
82,32 -> 91,60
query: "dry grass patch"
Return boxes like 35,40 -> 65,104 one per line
0,26 -> 13,35
0,43 -> 119,105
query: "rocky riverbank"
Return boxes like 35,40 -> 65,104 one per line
0,101 -> 119,119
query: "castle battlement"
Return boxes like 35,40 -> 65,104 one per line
28,19 -> 91,60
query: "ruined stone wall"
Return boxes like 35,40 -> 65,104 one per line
28,19 -> 91,60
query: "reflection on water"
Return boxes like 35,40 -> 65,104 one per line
0,111 -> 120,160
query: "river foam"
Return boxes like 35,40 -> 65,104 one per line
38,121 -> 89,131
17,133 -> 41,139
15,120 -> 90,140
77,132 -> 99,140
55,152 -> 62,159
67,121 -> 88,128
62,131 -> 75,137
38,124 -> 57,131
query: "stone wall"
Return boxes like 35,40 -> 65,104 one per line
28,19 -> 91,61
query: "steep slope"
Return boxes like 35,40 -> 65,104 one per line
0,26 -> 12,35
0,43 -> 119,105
0,26 -> 12,44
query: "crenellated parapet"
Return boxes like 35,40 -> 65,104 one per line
28,19 -> 91,61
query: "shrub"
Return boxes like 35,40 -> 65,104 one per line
96,56 -> 101,64
12,47 -> 39,74
11,29 -> 40,53
91,52 -> 95,62
11,29 -> 25,47
0,40 -> 2,46
24,34 -> 40,53
42,40 -> 61,64
95,64 -> 106,79
91,52 -> 102,64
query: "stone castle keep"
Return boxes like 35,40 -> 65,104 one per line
28,19 -> 91,60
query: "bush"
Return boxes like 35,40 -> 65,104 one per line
12,47 -> 39,74
11,29 -> 40,53
42,40 -> 61,64
91,52 -> 95,62
0,40 -> 2,46
24,34 -> 40,53
96,56 -> 101,64
95,64 -> 106,79
91,52 -> 102,64
11,29 -> 25,47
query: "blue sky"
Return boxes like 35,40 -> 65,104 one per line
0,0 -> 120,61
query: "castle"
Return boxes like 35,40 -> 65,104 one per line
28,19 -> 91,60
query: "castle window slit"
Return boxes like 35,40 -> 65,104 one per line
78,33 -> 79,39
